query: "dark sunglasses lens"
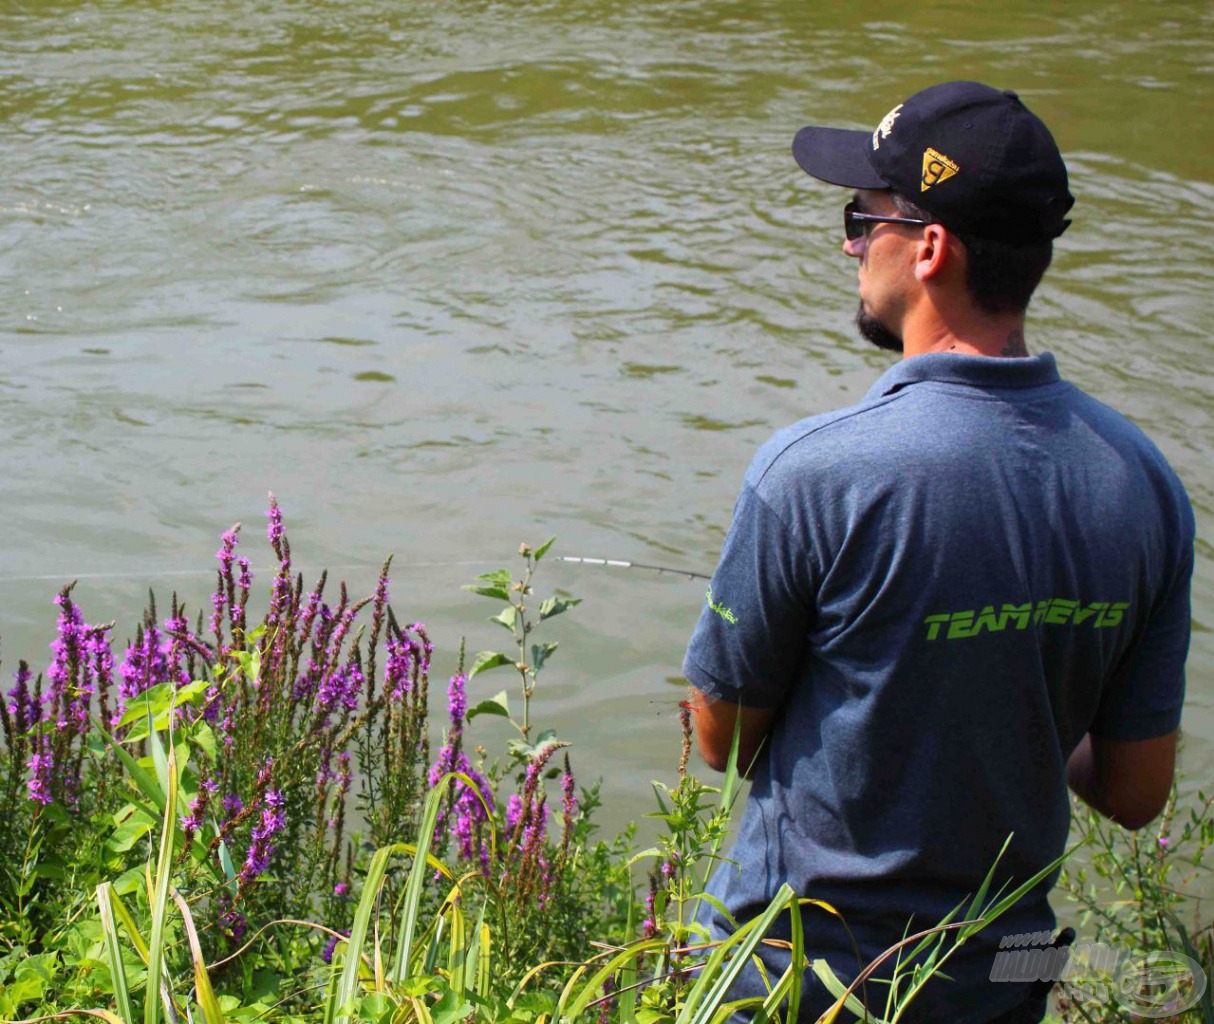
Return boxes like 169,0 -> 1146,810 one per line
843,202 -> 864,241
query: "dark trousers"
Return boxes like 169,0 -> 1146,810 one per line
984,927 -> 1075,1024
985,996 -> 1047,1024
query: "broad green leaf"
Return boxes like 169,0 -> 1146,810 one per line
468,651 -> 513,678
533,537 -> 556,562
490,606 -> 518,632
532,641 -> 558,672
193,722 -> 218,760
539,596 -> 582,621
475,569 -> 512,586
462,584 -> 511,601
466,691 -> 511,723
113,865 -> 145,896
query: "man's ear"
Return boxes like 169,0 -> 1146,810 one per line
912,224 -> 951,284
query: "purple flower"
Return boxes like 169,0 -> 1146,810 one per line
317,666 -> 362,716
562,766 -> 577,821
447,673 -> 467,728
322,931 -> 348,963
237,557 -> 252,591
26,751 -> 52,805
505,793 -> 524,832
334,882 -> 348,896
266,495 -> 284,548
384,633 -> 412,701
7,663 -> 38,734
215,529 -> 239,567
238,787 -> 285,889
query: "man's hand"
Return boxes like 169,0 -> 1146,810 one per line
688,687 -> 777,777
1066,731 -> 1178,830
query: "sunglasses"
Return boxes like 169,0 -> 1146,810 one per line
844,200 -> 931,241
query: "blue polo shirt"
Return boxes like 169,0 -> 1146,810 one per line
683,352 -> 1193,1023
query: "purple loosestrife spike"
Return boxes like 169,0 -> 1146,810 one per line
266,493 -> 285,555
505,793 -> 524,833
384,633 -> 412,702
642,873 -> 659,938
216,529 -> 239,567
238,788 -> 285,890
8,662 -> 38,735
26,750 -> 52,805
447,673 -> 467,728
322,931 -> 349,964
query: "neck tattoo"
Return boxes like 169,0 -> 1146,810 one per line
1001,329 -> 1028,358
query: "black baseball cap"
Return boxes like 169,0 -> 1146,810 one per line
792,81 -> 1073,245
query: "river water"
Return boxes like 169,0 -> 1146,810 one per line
2,0 -> 1211,867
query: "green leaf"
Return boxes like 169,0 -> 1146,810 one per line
432,989 -> 473,1024
193,722 -> 218,760
466,691 -> 511,723
107,815 -> 156,854
532,641 -> 558,672
490,606 -> 518,632
217,839 -> 236,882
113,866 -> 144,896
475,569 -> 513,586
462,584 -> 511,601
533,537 -> 556,562
468,651 -> 513,678
539,596 -> 581,621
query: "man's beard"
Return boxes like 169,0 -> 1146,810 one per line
855,303 -> 903,354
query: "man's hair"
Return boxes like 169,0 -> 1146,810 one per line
890,193 -> 1054,315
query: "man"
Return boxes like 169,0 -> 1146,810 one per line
682,81 -> 1194,1024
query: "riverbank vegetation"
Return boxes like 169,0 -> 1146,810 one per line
0,501 -> 1209,1023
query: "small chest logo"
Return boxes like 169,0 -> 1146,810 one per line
872,103 -> 903,150
921,147 -> 960,191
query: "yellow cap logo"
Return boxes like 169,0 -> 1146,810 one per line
921,147 -> 960,191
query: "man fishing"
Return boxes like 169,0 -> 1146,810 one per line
682,81 -> 1194,1023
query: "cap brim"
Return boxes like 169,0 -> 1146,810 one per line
792,126 -> 887,189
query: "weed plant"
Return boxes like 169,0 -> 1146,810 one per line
0,505 -> 1209,1024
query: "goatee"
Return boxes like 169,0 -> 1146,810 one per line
855,303 -> 903,354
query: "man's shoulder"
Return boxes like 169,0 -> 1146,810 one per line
742,391 -> 906,494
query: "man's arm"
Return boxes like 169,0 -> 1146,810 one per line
1066,731 -> 1177,830
690,687 -> 778,777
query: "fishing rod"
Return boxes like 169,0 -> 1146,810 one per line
555,556 -> 710,582
0,556 -> 711,585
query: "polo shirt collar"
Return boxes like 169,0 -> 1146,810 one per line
865,351 -> 1060,401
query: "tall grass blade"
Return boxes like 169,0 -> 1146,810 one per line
97,882 -> 136,1024
172,889 -> 225,1024
144,712 -> 179,1024
473,903 -> 490,1000
391,773 -> 462,982
323,841 -> 408,1024
677,884 -> 798,1024
557,940 -> 667,1020
449,893 -> 467,1001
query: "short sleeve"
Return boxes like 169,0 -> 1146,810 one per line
1090,509 -> 1194,741
682,483 -> 813,708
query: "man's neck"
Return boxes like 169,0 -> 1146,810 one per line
901,305 -> 1029,359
